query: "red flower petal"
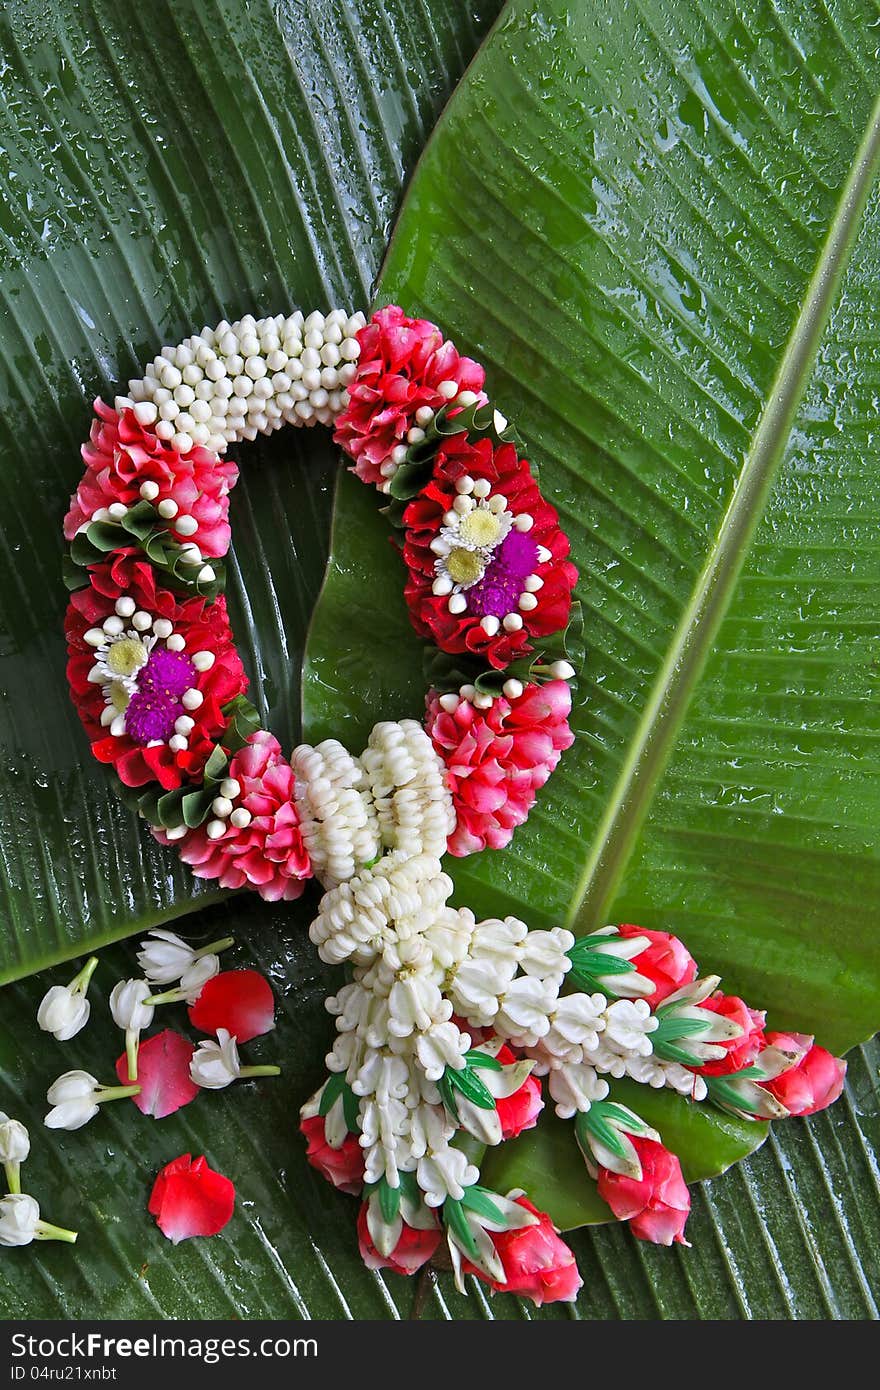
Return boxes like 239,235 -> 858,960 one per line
115,1028 -> 199,1119
148,1154 -> 235,1244
187,969 -> 276,1043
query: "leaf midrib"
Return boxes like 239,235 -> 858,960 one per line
568,90 -> 880,935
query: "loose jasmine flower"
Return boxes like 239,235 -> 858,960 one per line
110,979 -> 156,1081
136,929 -> 234,987
189,1029 -> 280,1090
0,1193 -> 77,1247
36,956 -> 99,1041
44,1070 -> 140,1131
0,1114 -> 30,1194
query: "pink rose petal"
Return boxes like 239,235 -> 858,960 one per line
148,1154 -> 235,1244
115,1028 -> 199,1119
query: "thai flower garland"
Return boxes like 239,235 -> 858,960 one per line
60,306 -> 847,1302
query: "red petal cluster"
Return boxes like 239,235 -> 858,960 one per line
597,1138 -> 691,1246
163,731 -> 312,901
65,557 -> 247,789
64,400 -> 237,558
188,969 -> 276,1042
402,434 -> 577,668
465,1196 -> 582,1305
760,1031 -> 847,1117
148,1154 -> 235,1244
616,924 -> 698,1006
302,1116 -> 365,1196
696,994 -> 766,1077
333,307 -> 485,487
425,681 -> 574,855
115,1029 -> 199,1119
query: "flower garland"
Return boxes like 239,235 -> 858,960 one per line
58,305 -> 848,1302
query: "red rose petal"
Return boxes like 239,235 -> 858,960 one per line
148,1154 -> 235,1244
187,969 -> 275,1043
116,1029 -> 199,1119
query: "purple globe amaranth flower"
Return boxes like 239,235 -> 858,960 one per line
466,531 -> 539,619
125,648 -> 196,745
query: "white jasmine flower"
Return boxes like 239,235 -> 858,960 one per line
518,928 -> 576,983
136,929 -> 233,986
416,1021 -> 470,1081
44,1071 -> 140,1131
0,1113 -> 30,1195
447,956 -> 508,1025
110,978 -> 154,1031
189,1028 -> 280,1090
0,1193 -> 77,1246
546,1061 -> 609,1118
495,976 -> 559,1043
0,1114 -> 30,1165
110,979 -> 155,1082
542,992 -> 608,1060
417,1142 -> 479,1207
602,998 -> 658,1055
178,953 -> 221,1003
36,957 -> 98,1041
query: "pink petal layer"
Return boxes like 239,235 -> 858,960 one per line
115,1028 -> 199,1119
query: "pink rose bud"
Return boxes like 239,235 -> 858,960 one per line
597,1137 -> 691,1246
356,1203 -> 442,1276
301,1114 -> 365,1196
617,924 -> 698,1005
696,993 -> 766,1076
494,1043 -> 543,1140
761,1033 -> 847,1117
466,1196 -> 582,1306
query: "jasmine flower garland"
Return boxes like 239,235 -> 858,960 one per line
58,305 -> 848,1301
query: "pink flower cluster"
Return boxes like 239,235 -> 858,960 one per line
64,399 -> 237,558
332,305 -> 486,487
156,731 -> 312,902
425,680 -> 574,855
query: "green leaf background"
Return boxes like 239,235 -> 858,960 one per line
2,0 -> 880,1320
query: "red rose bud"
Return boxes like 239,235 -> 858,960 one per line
696,994 -> 765,1077
301,1114 -> 365,1196
494,1044 -> 543,1139
761,1032 -> 847,1117
597,1137 -> 691,1247
357,1202 -> 441,1275
617,924 -> 697,1005
471,1197 -> 582,1306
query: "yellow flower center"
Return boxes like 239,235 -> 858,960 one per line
458,508 -> 502,547
446,548 -> 485,586
107,637 -> 148,678
109,682 -> 130,712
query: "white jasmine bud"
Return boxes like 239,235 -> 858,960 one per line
44,1071 -> 140,1131
0,1113 -> 30,1195
0,1193 -> 77,1247
36,957 -> 98,1041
